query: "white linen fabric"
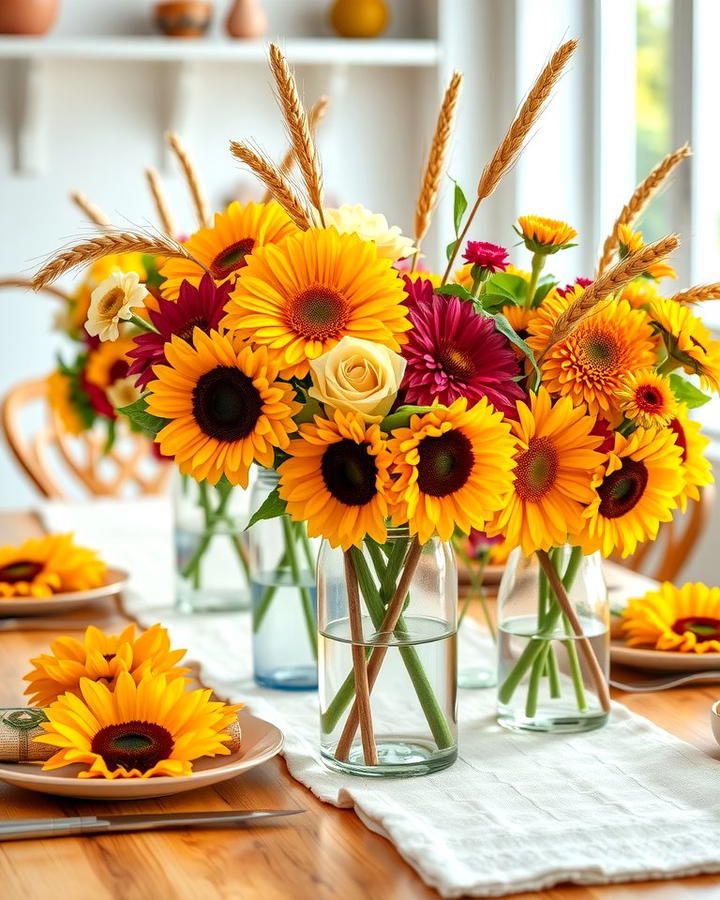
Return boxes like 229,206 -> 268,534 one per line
40,499 -> 720,898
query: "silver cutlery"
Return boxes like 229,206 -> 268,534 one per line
610,671 -> 720,692
0,618 -> 102,632
0,809 -> 304,841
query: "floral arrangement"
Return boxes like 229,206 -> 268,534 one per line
30,39 -> 720,755
24,624 -> 241,779
0,534 -> 106,598
622,583 -> 720,654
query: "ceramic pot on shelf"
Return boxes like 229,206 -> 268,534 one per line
0,0 -> 59,36
153,1 -> 213,38
226,0 -> 267,39
328,0 -> 389,38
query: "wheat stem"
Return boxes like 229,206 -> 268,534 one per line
166,132 -> 211,229
145,167 -> 177,237
670,283 -> 720,305
69,192 -> 111,228
230,142 -> 312,230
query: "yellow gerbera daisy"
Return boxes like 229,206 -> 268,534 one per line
278,410 -> 394,550
36,670 -> 240,779
669,403 -> 714,512
84,338 -> 135,391
622,582 -> 720,653
649,296 -> 720,392
0,534 -> 105,602
222,227 -> 411,379
160,201 -> 298,300
527,290 -> 656,420
616,368 -> 676,428
47,370 -> 84,436
577,427 -> 683,558
388,397 -> 516,545
516,215 -> 577,252
147,329 -> 300,487
24,623 -> 189,707
486,388 -> 605,555
618,225 -> 677,281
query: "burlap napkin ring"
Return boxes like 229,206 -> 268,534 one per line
0,708 -> 53,763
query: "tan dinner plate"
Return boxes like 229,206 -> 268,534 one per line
0,568 -> 128,617
611,640 -> 720,672
0,710 -> 283,800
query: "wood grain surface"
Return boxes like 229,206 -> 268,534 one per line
1,511 -> 719,900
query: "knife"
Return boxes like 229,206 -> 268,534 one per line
0,809 -> 304,841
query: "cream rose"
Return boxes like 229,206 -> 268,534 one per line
308,337 -> 406,423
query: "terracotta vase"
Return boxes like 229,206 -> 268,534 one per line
0,0 -> 59,35
226,0 -> 267,39
329,0 -> 389,38
154,1 -> 213,38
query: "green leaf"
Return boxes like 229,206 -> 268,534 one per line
669,374 -> 712,409
435,283 -> 474,302
492,313 -> 541,388
142,254 -> 165,291
446,239 -> 458,263
117,396 -> 167,436
381,405 -> 436,433
246,485 -> 287,529
532,275 -> 558,308
452,181 -> 468,235
484,273 -> 527,304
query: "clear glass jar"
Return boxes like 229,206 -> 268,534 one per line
248,468 -> 318,690
318,529 -> 458,777
496,545 -> 610,733
174,473 -> 251,613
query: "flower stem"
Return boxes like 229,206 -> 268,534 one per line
657,356 -> 679,376
180,482 -> 234,587
128,312 -> 158,333
455,544 -> 494,639
281,516 -> 317,660
523,252 -> 545,310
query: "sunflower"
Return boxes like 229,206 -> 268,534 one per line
0,534 -> 105,602
323,204 -> 417,261
516,215 -> 577,253
485,388 -> 604,555
278,410 -> 394,550
159,202 -> 298,300
24,623 -> 188,707
622,582 -> 720,653
35,671 -> 240,779
388,397 -> 516,544
222,227 -> 411,379
47,371 -> 85,436
147,329 -> 300,487
649,296 -> 720,392
616,369 -> 676,428
577,427 -> 683,558
84,338 -> 134,392
527,290 -> 656,420
669,403 -> 714,512
618,225 -> 676,281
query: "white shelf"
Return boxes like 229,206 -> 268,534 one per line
0,36 -> 440,67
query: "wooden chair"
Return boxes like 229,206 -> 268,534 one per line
2,377 -> 171,499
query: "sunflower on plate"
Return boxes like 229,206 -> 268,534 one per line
0,534 -> 105,601
622,582 -> 720,653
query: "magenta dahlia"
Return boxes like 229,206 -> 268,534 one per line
557,276 -> 593,298
401,274 -> 436,310
401,294 -> 525,416
462,241 -> 509,273
127,275 -> 231,390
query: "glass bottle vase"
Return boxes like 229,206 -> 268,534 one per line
318,529 -> 458,777
496,545 -> 610,733
248,468 -> 318,690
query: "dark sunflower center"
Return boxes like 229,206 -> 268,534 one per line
416,430 -> 474,497
439,343 -> 476,380
192,366 -> 262,442
176,316 -> 209,343
672,616 -> 720,641
637,387 -> 663,411
209,238 -> 255,280
669,418 -> 688,462
597,458 -> 649,518
288,286 -> 349,340
0,561 -> 43,583
109,360 -> 129,383
580,331 -> 619,369
91,721 -> 174,774
103,654 -> 116,663
514,437 -> 559,502
321,439 -> 377,506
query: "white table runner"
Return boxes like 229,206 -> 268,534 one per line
40,498 -> 720,898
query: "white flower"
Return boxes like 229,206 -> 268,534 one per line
308,336 -> 406,423
106,377 -> 141,411
323,204 -> 417,261
86,271 -> 147,342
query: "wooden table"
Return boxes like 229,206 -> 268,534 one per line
1,510 -> 720,900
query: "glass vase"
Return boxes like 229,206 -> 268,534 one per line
174,474 -> 251,614
318,529 -> 458,777
496,545 -> 610,733
248,468 -> 318,690
455,541 -> 497,689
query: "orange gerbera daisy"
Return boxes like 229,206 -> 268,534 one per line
615,369 -> 677,428
516,215 -> 577,252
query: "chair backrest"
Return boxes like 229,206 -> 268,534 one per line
2,377 -> 171,499
620,485 -> 715,583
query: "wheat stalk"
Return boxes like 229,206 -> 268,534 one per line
166,131 -> 211,229
669,283 -> 720,305
69,192 -> 111,228
414,71 -> 463,246
230,141 -> 312,230
268,44 -> 325,225
145,167 -> 177,237
596,144 -> 691,276
32,230 -> 208,290
442,39 -> 578,283
538,234 -> 680,362
0,278 -> 71,302
264,95 -> 329,203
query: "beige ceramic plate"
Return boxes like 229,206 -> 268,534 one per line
611,640 -> 720,672
0,568 -> 128,617
0,710 -> 283,800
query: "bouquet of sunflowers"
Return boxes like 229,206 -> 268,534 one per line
30,39 -> 719,770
